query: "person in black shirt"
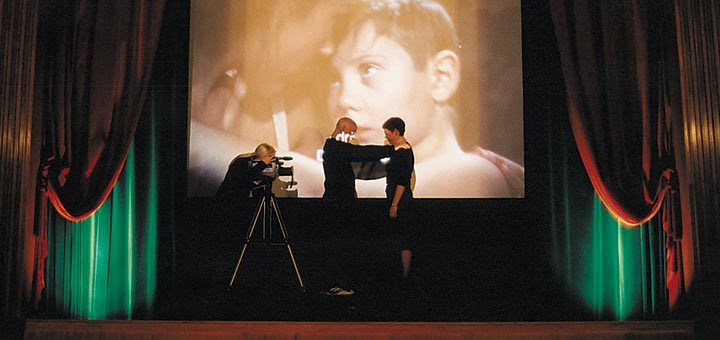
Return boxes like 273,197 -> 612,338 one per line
322,117 -> 393,206
382,117 -> 415,279
317,117 -> 393,296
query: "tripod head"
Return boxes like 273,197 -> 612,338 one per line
251,182 -> 275,198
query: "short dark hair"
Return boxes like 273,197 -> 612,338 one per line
382,117 -> 406,135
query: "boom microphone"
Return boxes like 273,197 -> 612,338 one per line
276,156 -> 293,161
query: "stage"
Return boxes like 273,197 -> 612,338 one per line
23,320 -> 694,339
149,197 -> 571,323
18,198 -> 701,339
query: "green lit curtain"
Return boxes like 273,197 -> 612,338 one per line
44,141 -> 158,319
581,197 -> 667,320
546,98 -> 668,321
548,0 -> 682,314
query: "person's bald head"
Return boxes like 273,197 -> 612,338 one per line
332,117 -> 357,137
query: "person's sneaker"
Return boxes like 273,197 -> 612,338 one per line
321,286 -> 355,296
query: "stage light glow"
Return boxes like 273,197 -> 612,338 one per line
572,194 -> 657,320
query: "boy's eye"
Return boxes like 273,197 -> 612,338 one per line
359,63 -> 379,78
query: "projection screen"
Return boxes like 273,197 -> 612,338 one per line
189,0 -> 523,198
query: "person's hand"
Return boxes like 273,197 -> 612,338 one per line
474,147 -> 525,196
389,205 -> 398,218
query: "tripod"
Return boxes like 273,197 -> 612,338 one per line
227,184 -> 304,290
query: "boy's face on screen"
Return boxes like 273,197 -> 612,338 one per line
327,21 -> 435,145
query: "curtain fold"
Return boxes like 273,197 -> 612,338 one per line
37,0 -> 186,318
37,0 -> 165,222
549,0 -> 676,227
541,59 -> 668,320
549,0 -> 684,309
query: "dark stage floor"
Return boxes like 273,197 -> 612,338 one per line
152,198 -> 582,322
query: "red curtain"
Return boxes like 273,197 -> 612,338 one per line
37,0 -> 165,222
549,0 -> 677,227
549,0 -> 684,306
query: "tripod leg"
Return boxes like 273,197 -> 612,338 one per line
227,197 -> 265,290
285,243 -> 304,289
270,196 -> 305,289
227,243 -> 250,290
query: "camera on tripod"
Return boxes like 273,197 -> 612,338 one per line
249,156 -> 297,198
256,156 -> 294,183
229,154 -> 304,290
251,156 -> 294,187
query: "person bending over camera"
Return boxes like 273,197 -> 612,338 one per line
214,143 -> 277,231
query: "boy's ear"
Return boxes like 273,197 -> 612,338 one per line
429,50 -> 460,102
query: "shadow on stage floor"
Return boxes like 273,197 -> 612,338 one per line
152,197 -> 584,323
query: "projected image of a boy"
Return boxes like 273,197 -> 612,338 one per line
188,0 -> 524,198
325,0 -> 523,197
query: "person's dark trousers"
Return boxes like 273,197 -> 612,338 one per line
307,199 -> 363,292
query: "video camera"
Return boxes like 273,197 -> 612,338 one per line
258,156 -> 294,181
250,156 -> 297,197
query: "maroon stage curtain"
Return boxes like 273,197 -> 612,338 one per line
37,0 -> 165,222
549,0 -> 678,227
549,0 -> 685,306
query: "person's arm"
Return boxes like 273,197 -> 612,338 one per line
389,184 -> 405,218
389,147 -> 413,217
343,143 -> 393,162
248,160 -> 271,186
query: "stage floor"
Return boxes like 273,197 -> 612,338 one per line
150,200 -> 585,323
142,197 -> 647,323
23,319 -> 695,340
19,199 -> 705,339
